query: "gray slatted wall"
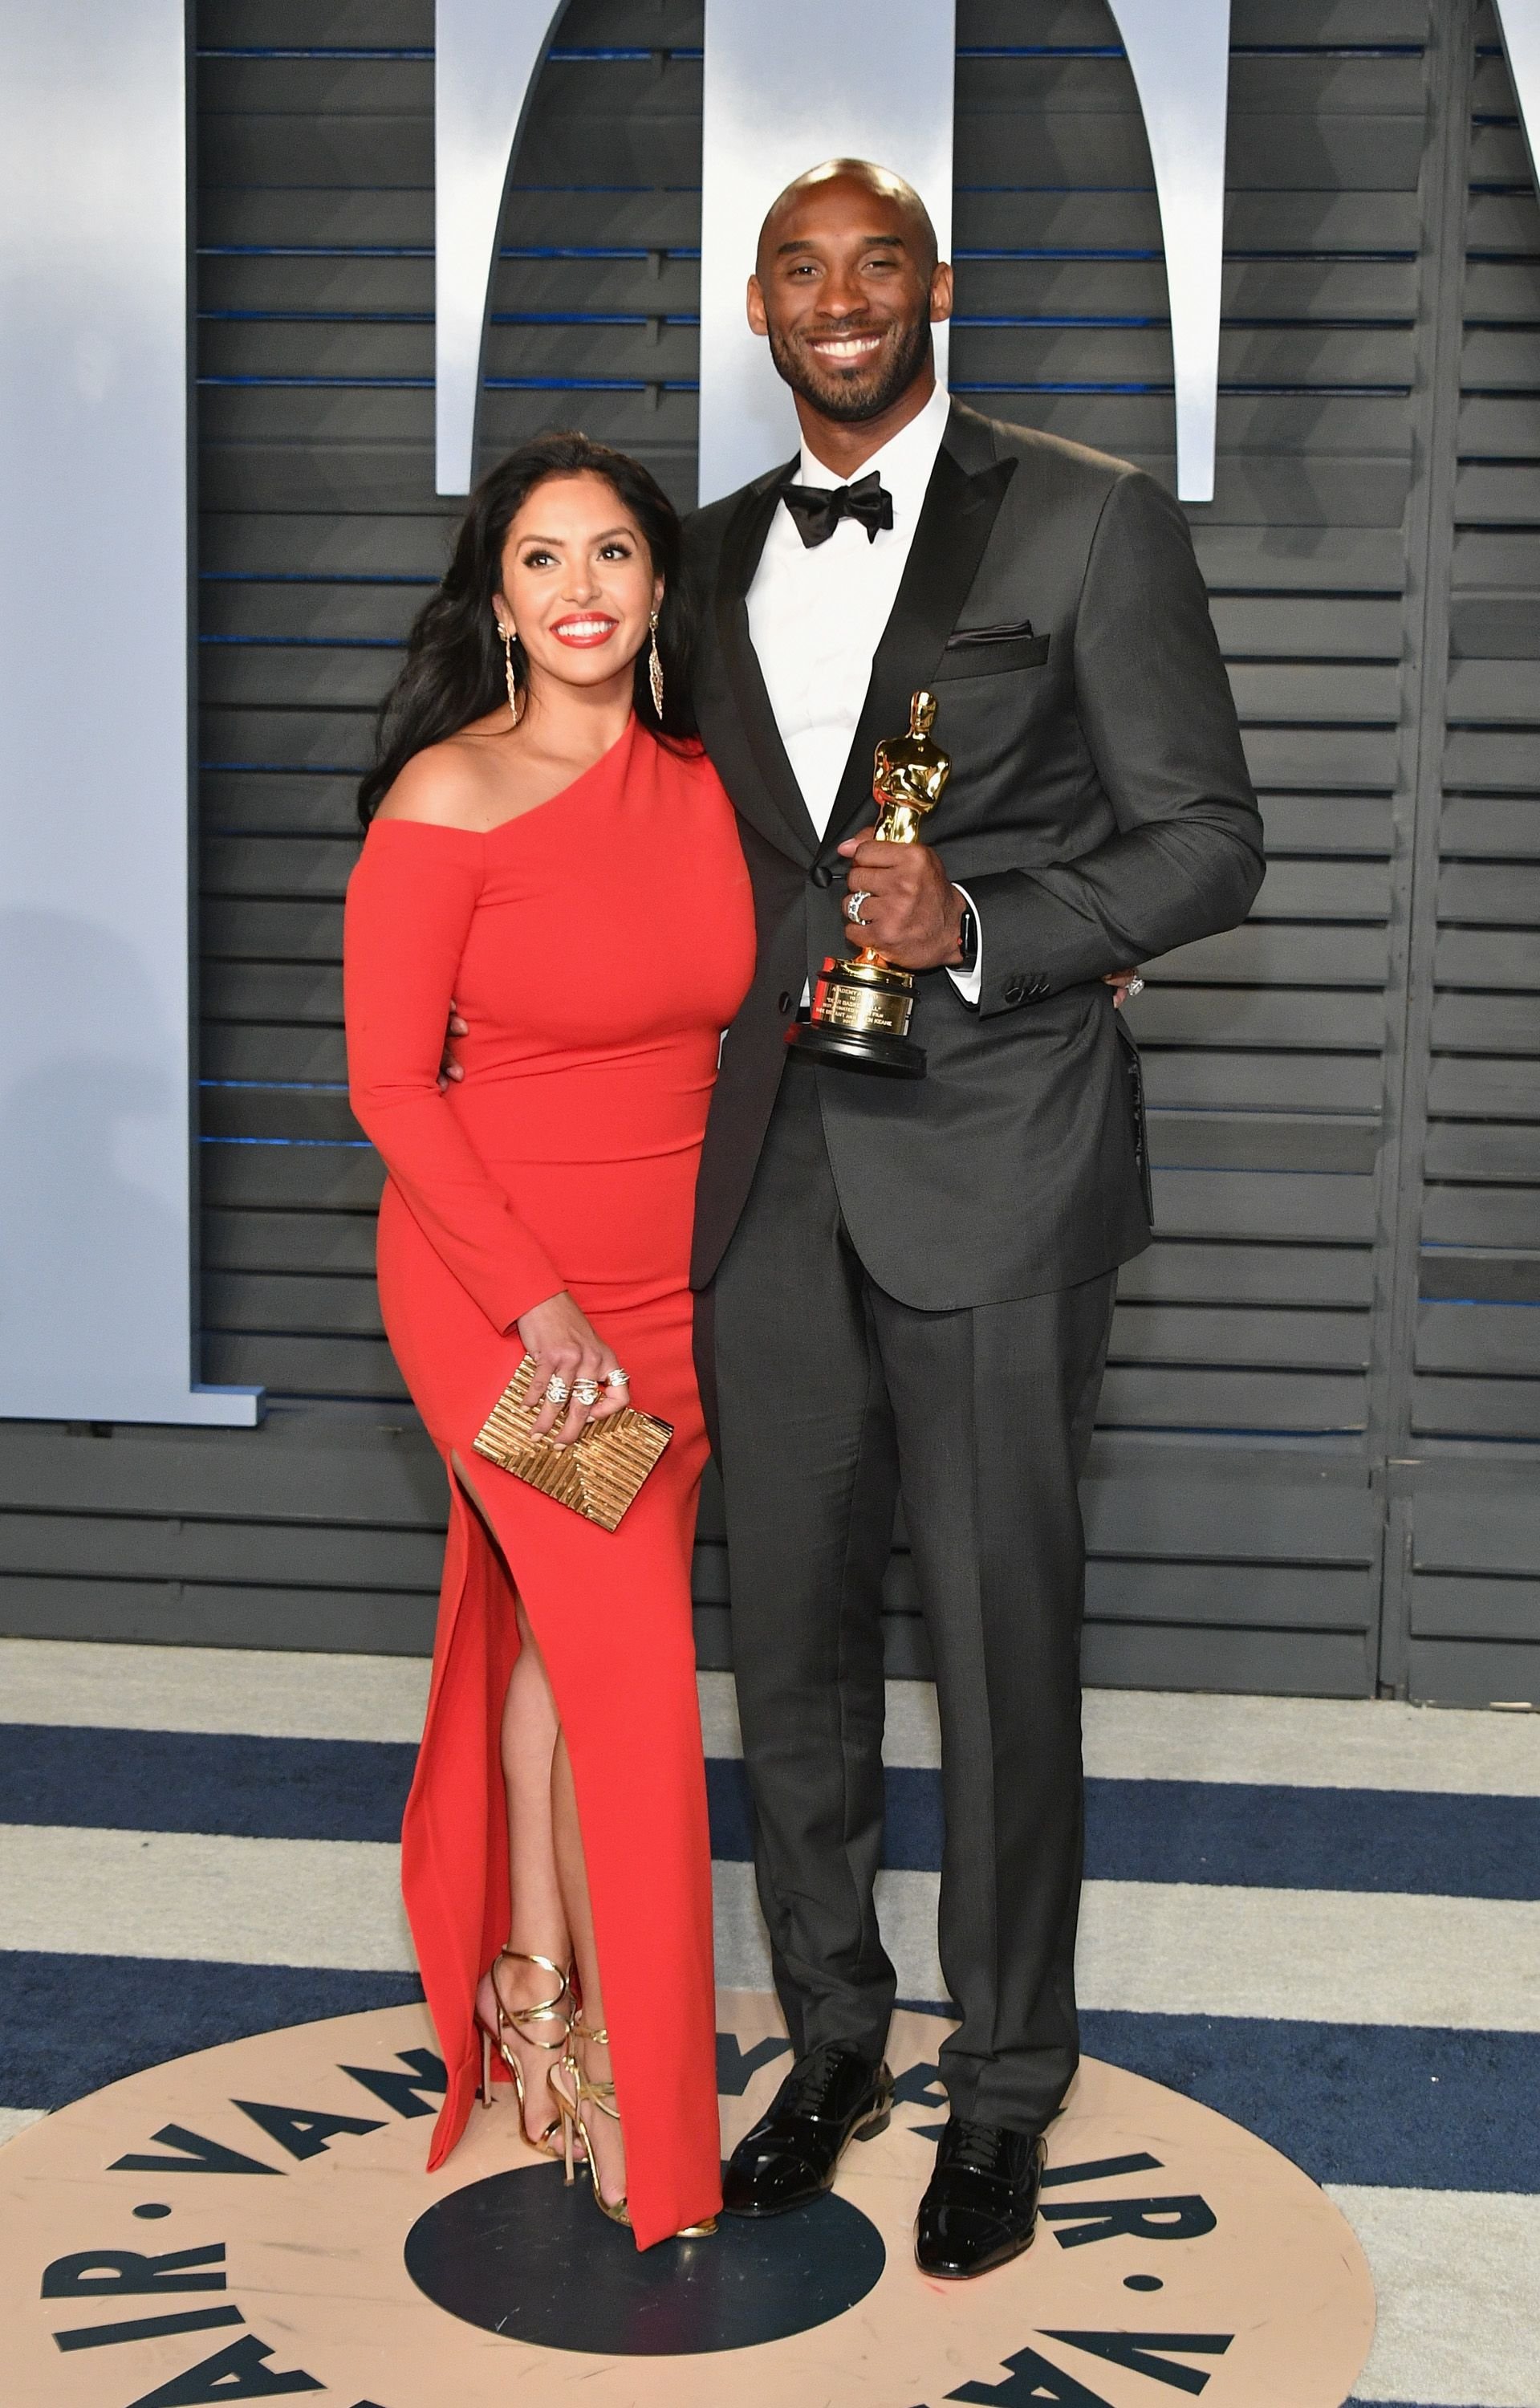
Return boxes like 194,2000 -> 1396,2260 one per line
947,0 -> 1419,1694
1396,2 -> 1540,1704
0,0 -> 1536,1706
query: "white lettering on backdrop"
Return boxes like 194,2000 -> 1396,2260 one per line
0,1 -> 260,1424
433,0 -> 1237,502
7,6 -> 1540,1423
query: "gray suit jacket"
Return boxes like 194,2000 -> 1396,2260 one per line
685,401 -> 1265,1310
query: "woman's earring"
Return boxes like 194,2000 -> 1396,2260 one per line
648,609 -> 664,718
498,616 -> 522,726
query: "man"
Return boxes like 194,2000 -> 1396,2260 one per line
685,159 -> 1264,2278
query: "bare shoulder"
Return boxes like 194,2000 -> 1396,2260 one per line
373,732 -> 502,828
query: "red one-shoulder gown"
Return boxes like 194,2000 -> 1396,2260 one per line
343,720 -> 755,2247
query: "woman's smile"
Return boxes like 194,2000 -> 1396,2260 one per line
550,611 -> 620,647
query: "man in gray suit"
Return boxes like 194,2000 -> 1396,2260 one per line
685,158 -> 1264,2277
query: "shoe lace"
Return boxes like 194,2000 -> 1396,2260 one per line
782,2044 -> 855,2118
944,2117 -> 1010,2178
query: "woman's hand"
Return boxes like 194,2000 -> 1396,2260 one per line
1105,968 -> 1144,1011
516,1291 -> 628,1445
437,999 -> 468,1091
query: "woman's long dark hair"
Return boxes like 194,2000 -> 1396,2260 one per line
357,433 -> 698,825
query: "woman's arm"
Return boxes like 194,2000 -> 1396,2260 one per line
343,823 -> 563,1332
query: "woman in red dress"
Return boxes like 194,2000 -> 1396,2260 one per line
343,433 -> 754,2248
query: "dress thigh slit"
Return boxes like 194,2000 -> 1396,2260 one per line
402,1312 -> 721,2248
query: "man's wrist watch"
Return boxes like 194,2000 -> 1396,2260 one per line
955,899 -> 979,975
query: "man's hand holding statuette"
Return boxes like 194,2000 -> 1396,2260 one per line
836,829 -> 1140,1003
837,827 -> 965,970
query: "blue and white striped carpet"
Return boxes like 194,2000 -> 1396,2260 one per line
2,1637 -> 1537,2406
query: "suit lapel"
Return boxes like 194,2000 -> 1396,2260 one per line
825,417 -> 1017,848
712,462 -> 820,863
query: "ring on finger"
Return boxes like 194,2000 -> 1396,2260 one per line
846,889 -> 874,926
543,1375 -> 571,1405
1125,976 -> 1145,999
605,1368 -> 631,1389
571,1377 -> 601,1407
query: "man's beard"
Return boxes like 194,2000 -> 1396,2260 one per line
766,311 -> 933,423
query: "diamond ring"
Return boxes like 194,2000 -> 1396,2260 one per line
605,1369 -> 631,1389
846,890 -> 873,925
571,1377 -> 601,1407
542,1375 -> 571,1405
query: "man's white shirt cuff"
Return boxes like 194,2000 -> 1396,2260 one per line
947,884 -> 982,1007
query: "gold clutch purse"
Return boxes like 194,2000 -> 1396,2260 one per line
472,1352 -> 672,1531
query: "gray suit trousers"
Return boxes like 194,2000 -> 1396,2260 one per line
702,1060 -> 1115,2133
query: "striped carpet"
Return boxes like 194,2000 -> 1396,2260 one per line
2,1637 -> 1537,2407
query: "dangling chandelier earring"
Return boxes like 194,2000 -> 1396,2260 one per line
648,608 -> 664,718
497,613 -> 522,726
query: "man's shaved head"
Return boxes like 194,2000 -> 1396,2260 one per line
757,159 -> 940,282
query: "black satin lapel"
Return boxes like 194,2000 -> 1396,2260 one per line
713,470 -> 819,863
825,445 -> 1018,846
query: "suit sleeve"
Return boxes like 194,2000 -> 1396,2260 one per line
963,466 -> 1266,1017
344,824 -> 563,1330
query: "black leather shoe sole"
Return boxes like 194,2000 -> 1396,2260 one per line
721,2101 -> 893,2219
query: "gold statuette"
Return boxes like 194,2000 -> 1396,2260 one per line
789,687 -> 952,1079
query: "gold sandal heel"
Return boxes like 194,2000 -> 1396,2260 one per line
550,2016 -> 631,2227
474,1949 -> 575,2158
549,2017 -> 717,2240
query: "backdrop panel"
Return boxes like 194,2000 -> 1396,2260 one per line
0,0 -> 258,1426
1,0 -> 1537,1706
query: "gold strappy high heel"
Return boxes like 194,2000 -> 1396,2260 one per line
549,2015 -> 716,2237
475,1950 -> 575,2158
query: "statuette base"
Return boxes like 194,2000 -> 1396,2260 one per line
789,1018 -> 926,1077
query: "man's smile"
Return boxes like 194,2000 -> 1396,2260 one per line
806,331 -> 887,366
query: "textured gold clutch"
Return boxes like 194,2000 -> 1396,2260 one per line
472,1352 -> 672,1531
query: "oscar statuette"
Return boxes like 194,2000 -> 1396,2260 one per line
789,687 -> 952,1078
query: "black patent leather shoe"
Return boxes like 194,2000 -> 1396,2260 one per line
913,2116 -> 1047,2280
721,2042 -> 894,2218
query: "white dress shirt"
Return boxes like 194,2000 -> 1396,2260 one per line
746,380 -> 981,1005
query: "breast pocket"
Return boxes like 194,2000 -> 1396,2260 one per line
931,624 -> 1051,681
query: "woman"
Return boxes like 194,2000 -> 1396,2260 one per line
343,432 -> 754,2247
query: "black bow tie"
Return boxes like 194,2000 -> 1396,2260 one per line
781,470 -> 895,549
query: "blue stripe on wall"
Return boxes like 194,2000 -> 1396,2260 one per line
6,1729 -> 1540,1899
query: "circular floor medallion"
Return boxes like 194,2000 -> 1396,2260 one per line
405,2160 -> 885,2353
0,1991 -> 1374,2406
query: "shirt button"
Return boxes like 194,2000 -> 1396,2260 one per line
811,862 -> 836,888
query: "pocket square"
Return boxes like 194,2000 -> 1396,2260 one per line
946,620 -> 1037,647
933,623 -> 1050,679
